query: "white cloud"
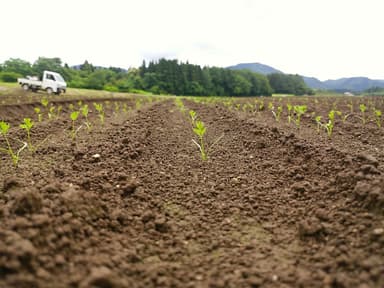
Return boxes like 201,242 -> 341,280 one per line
1,0 -> 383,80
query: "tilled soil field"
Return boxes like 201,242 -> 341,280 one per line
0,93 -> 384,287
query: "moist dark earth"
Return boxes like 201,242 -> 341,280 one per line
0,91 -> 384,288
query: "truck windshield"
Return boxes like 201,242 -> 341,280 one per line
54,74 -> 65,82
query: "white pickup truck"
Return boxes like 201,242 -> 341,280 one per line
18,70 -> 67,95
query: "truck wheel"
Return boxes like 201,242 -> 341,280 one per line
46,87 -> 53,95
22,84 -> 29,91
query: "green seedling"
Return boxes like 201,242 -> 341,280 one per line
80,104 -> 91,131
189,110 -> 223,161
339,111 -> 351,123
258,101 -> 264,111
268,102 -> 274,111
235,103 -> 241,111
122,103 -> 128,113
93,103 -> 105,125
242,103 -> 251,113
192,120 -> 207,161
174,98 -> 186,116
34,107 -> 43,122
315,115 -> 322,133
347,102 -> 353,113
272,106 -> 283,122
324,110 -> 337,138
135,99 -> 142,110
189,110 -> 197,126
359,104 -> 367,124
68,103 -> 75,111
0,121 -> 26,167
20,118 -> 34,152
70,111 -> 81,141
56,105 -> 63,120
293,105 -> 307,127
287,103 -> 293,123
48,106 -> 55,120
114,102 -> 120,115
41,97 -> 49,108
374,109 -> 382,128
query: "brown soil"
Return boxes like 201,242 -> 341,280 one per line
1,93 -> 384,287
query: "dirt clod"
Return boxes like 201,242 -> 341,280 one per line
10,188 -> 43,215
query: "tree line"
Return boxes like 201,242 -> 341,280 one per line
0,57 -> 313,96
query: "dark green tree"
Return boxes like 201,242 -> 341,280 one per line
32,57 -> 63,78
2,58 -> 32,76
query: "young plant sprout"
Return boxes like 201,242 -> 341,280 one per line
347,101 -> 353,113
189,110 -> 223,161
41,97 -> 49,108
242,103 -> 252,113
20,118 -> 34,152
192,120 -> 207,161
135,99 -> 142,110
268,102 -> 274,111
359,104 -> 367,124
374,109 -> 382,128
258,101 -> 264,111
123,103 -> 128,113
287,103 -> 293,123
315,115 -> 322,133
48,106 -> 55,120
174,98 -> 185,112
93,103 -> 105,125
0,121 -> 27,167
189,110 -> 197,126
80,104 -> 91,131
324,110 -> 337,138
70,111 -> 81,141
68,103 -> 75,111
56,105 -> 63,120
272,106 -> 283,122
114,102 -> 120,115
339,111 -> 351,123
293,105 -> 307,127
34,107 -> 43,122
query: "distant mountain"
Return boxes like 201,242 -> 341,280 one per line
301,76 -> 327,90
227,62 -> 384,92
321,77 -> 384,92
226,63 -> 283,75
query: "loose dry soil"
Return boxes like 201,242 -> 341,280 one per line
0,92 -> 384,288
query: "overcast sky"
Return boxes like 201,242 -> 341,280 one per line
1,0 -> 383,80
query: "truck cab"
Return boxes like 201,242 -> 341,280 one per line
41,71 -> 67,94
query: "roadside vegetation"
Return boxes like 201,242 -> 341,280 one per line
0,57 -> 314,97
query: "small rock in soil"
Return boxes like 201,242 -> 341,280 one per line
359,164 -> 380,175
10,188 -> 43,215
80,266 -> 123,288
3,177 -> 22,192
141,211 -> 155,223
291,181 -> 312,193
373,228 -> 384,235
298,217 -> 324,238
155,217 -> 170,233
121,179 -> 138,197
357,153 -> 379,167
